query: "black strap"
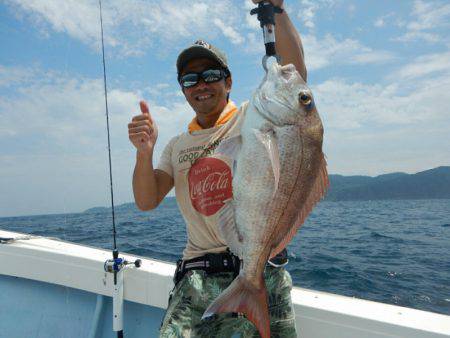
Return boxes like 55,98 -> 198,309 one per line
173,249 -> 289,285
250,3 -> 283,28
174,251 -> 241,285
268,248 -> 288,267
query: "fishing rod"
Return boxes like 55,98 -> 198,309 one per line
250,1 -> 283,71
97,1 -> 141,337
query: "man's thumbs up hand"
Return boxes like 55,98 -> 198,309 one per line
128,100 -> 158,156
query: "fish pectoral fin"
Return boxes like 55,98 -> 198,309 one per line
218,199 -> 244,258
202,275 -> 271,338
253,128 -> 280,194
215,135 -> 242,160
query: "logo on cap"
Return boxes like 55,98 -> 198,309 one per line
194,40 -> 210,49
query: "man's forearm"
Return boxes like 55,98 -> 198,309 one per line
275,9 -> 307,81
133,151 -> 158,210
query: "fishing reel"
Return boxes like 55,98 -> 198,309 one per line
104,249 -> 142,273
104,249 -> 141,338
250,1 -> 283,71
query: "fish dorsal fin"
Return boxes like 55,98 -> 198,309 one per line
270,155 -> 329,258
253,128 -> 280,194
218,199 -> 244,259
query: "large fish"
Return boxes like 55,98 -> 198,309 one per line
203,63 -> 328,338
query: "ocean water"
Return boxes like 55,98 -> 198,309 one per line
1,198 -> 449,316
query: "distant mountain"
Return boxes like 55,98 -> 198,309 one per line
83,198 -> 178,213
84,202 -> 138,214
84,167 -> 450,212
325,166 -> 450,201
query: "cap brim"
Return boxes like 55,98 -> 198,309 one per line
177,46 -> 226,74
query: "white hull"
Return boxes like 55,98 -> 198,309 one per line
1,229 -> 448,338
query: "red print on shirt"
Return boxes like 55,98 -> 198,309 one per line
188,157 -> 232,216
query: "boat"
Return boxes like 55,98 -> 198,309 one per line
1,228 -> 449,338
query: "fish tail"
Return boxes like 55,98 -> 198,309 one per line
202,275 -> 270,338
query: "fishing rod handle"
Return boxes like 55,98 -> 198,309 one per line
250,1 -> 278,27
250,1 -> 283,57
263,26 -> 276,56
113,269 -> 124,332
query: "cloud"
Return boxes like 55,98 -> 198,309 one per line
0,65 -> 191,154
6,0 -> 110,47
244,0 -> 261,31
396,31 -> 440,44
374,18 -> 384,28
0,64 -> 193,215
315,74 -> 450,130
0,65 -> 36,88
0,68 -> 125,148
303,34 -> 396,70
4,0 -> 244,56
298,0 -> 320,29
347,4 -> 356,17
350,51 -> 397,64
296,0 -> 337,30
389,52 -> 450,80
374,13 -> 395,28
240,31 -> 396,70
5,0 -> 395,71
396,0 -> 450,43
312,51 -> 450,154
313,63 -> 450,175
315,51 -> 450,131
407,0 -> 450,31
213,18 -> 245,45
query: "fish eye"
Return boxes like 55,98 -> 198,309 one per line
299,92 -> 312,106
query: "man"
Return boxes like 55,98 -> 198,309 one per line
128,1 -> 306,336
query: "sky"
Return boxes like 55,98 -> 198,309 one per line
1,0 -> 450,217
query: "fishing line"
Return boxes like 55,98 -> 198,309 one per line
98,3 -> 141,337
61,31 -> 73,244
61,29 -> 72,312
98,0 -> 117,251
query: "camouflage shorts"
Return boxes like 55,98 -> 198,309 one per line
159,266 -> 297,338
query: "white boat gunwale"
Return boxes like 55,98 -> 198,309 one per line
1,229 -> 449,338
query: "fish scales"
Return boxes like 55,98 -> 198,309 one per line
234,126 -> 303,278
203,63 -> 328,338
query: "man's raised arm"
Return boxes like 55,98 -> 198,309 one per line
129,101 -> 173,210
253,0 -> 307,81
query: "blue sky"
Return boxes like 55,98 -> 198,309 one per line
1,0 -> 450,217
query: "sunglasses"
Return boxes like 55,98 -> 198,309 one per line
179,68 -> 228,88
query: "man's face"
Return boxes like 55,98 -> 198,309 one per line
180,58 -> 232,115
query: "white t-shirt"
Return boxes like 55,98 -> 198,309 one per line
157,101 -> 247,260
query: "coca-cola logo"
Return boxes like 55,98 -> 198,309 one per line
188,157 -> 232,216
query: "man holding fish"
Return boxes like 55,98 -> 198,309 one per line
128,0 -> 328,337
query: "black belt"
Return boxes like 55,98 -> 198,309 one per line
173,248 -> 288,285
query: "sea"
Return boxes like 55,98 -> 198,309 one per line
1,198 -> 449,316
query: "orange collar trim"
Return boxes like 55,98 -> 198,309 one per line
188,101 -> 238,133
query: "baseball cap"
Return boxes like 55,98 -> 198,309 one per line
176,40 -> 229,76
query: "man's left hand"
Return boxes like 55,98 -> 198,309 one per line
252,0 -> 284,8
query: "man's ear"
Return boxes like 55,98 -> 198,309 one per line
225,75 -> 232,92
